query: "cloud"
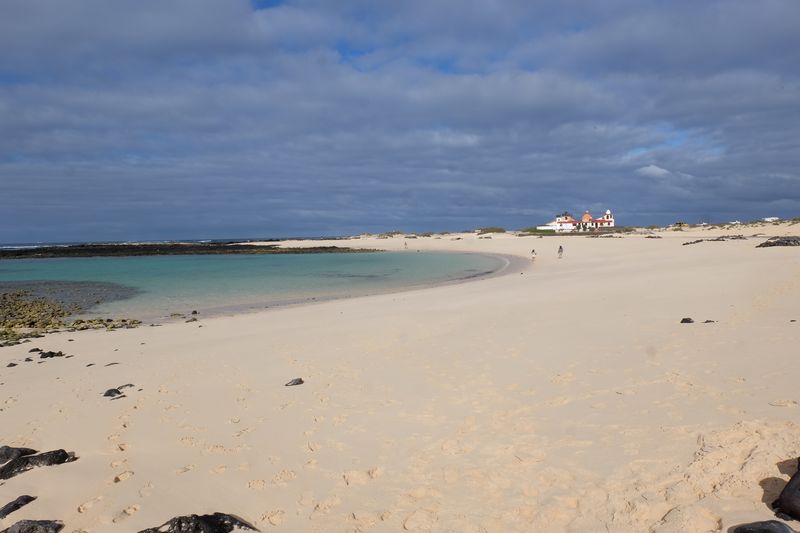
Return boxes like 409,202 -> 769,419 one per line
0,0 -> 799,241
636,165 -> 671,177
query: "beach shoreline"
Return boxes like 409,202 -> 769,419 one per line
1,223 -> 799,532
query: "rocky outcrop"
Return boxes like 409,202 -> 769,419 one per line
0,496 -> 36,520
0,446 -> 37,463
0,450 -> 76,481
138,513 -> 259,533
0,520 -> 64,533
757,236 -> 800,248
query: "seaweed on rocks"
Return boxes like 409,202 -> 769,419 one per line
138,513 -> 259,533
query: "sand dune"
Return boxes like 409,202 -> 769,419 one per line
1,223 -> 799,532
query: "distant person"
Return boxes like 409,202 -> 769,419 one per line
531,249 -> 536,262
558,245 -> 564,259
404,241 -> 408,249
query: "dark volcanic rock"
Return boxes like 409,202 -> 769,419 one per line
0,446 -> 37,464
0,520 -> 64,533
0,495 -> 37,520
138,512 -> 259,533
0,449 -> 76,481
39,351 -> 65,359
285,378 -> 304,387
773,459 -> 800,520
28,348 -> 41,353
733,521 -> 796,533
757,236 -> 800,248
6,363 -> 17,368
103,388 -> 123,398
680,317 -> 694,324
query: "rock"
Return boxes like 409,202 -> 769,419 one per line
680,318 -> 694,324
0,446 -> 37,464
191,310 -> 198,315
137,513 -> 258,533
285,378 -> 304,387
0,520 -> 64,533
703,320 -> 716,323
103,388 -> 123,398
757,236 -> 800,248
773,458 -> 800,520
28,348 -> 41,353
185,318 -> 198,323
0,449 -> 76,481
733,521 -> 796,533
6,363 -> 17,368
39,351 -> 65,359
0,495 -> 37,520
24,358 -> 32,362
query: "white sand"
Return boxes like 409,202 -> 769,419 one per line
1,223 -> 799,532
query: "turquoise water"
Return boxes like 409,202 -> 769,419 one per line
0,252 -> 506,319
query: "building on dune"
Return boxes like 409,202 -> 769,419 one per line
536,209 -> 615,233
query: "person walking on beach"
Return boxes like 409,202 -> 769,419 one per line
558,245 -> 564,259
531,249 -> 536,262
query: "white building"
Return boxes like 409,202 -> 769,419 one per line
536,209 -> 615,233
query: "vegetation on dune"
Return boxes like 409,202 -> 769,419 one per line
476,227 -> 506,235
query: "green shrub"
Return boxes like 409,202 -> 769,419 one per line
476,227 -> 506,235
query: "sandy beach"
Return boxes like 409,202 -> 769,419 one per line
2,223 -> 799,532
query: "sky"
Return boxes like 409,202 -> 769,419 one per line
1,0 -> 799,242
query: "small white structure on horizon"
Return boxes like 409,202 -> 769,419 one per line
537,209 -> 615,233
763,217 -> 780,222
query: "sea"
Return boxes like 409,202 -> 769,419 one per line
0,242 -> 509,320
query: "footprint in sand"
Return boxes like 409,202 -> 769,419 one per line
403,509 -> 438,531
550,372 -> 575,385
769,399 -> 798,407
114,471 -> 134,483
117,443 -> 129,451
248,479 -> 266,490
272,470 -> 296,485
343,467 -> 384,486
310,496 -> 341,519
210,465 -> 227,475
176,464 -> 195,474
110,459 -> 127,468
77,496 -> 103,513
139,482 -> 154,497
112,504 -> 140,523
261,510 -> 285,526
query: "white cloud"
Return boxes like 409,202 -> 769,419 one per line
636,164 -> 671,177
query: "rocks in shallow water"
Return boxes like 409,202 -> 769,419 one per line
0,520 -> 64,533
285,378 -> 304,387
773,459 -> 800,520
757,236 -> 800,248
0,446 -> 37,463
733,521 -> 796,533
0,449 -> 76,481
680,317 -> 694,324
138,513 -> 259,533
0,495 -> 37,520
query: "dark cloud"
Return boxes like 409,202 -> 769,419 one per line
0,0 -> 798,242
